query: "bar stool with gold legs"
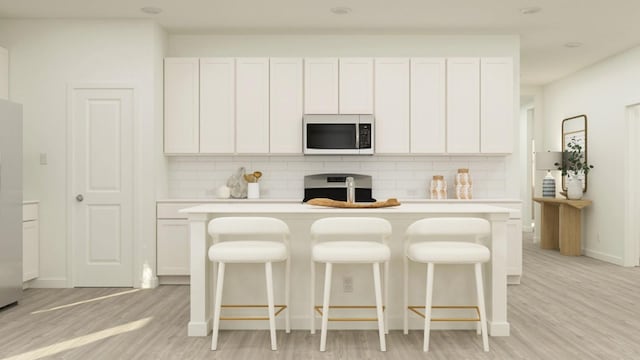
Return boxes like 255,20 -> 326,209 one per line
403,217 -> 491,352
310,217 -> 391,352
208,217 -> 290,351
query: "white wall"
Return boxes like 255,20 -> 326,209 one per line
0,20 -> 166,287
167,34 -> 522,200
542,45 -> 640,265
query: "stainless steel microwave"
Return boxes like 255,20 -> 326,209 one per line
303,114 -> 374,155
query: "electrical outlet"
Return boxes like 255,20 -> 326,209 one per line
343,276 -> 353,293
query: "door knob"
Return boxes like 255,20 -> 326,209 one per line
76,194 -> 84,202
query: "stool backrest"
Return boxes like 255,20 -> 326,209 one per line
405,217 -> 490,245
208,217 -> 290,244
310,217 -> 392,244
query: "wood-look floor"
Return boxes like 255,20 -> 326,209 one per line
2,235 -> 640,360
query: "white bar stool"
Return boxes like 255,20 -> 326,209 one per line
208,217 -> 291,351
403,217 -> 491,352
310,217 -> 391,352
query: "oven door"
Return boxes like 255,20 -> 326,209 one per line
303,115 -> 361,155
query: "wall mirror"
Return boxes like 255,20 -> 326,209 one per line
561,114 -> 588,191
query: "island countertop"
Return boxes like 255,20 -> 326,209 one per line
180,202 -> 511,216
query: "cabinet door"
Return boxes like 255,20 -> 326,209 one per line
157,220 -> 190,276
200,58 -> 235,153
23,220 -> 39,282
304,58 -> 338,114
481,57 -> 514,153
0,46 -> 8,100
236,58 -> 270,153
446,58 -> 480,153
410,58 -> 446,153
270,58 -> 303,154
375,58 -> 409,153
339,58 -> 373,114
164,58 -> 199,153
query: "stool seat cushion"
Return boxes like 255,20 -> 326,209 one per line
208,241 -> 288,263
408,241 -> 490,264
312,241 -> 390,263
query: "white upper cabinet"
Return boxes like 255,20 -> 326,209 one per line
339,58 -> 374,114
164,58 -> 199,153
481,57 -> 514,153
270,58 -> 303,154
0,46 -> 8,100
304,58 -> 338,114
375,58 -> 410,153
200,58 -> 235,153
446,58 -> 480,153
410,58 -> 446,154
236,58 -> 270,154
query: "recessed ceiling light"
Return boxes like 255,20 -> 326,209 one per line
330,6 -> 352,15
520,7 -> 542,15
564,42 -> 583,48
141,7 -> 163,15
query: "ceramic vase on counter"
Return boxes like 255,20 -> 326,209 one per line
567,176 -> 583,200
455,168 -> 473,199
430,175 -> 447,199
247,183 -> 260,199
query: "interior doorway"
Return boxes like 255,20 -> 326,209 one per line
625,103 -> 640,266
68,84 -> 135,286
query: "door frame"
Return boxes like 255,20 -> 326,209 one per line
624,101 -> 640,267
66,82 -> 138,287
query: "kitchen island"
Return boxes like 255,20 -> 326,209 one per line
181,203 -> 510,337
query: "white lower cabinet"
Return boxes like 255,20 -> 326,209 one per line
23,203 -> 39,282
156,203 -> 198,278
157,220 -> 190,276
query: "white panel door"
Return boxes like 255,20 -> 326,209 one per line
0,46 -> 8,100
164,58 -> 199,154
375,58 -> 410,153
447,58 -> 480,153
200,58 -> 235,153
411,58 -> 446,153
304,58 -> 338,114
270,58 -> 303,153
236,58 -> 269,153
339,58 -> 374,114
72,87 -> 133,287
481,57 -> 514,153
157,220 -> 190,276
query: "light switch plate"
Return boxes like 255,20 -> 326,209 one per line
39,153 -> 47,165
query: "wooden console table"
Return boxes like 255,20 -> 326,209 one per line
533,197 -> 593,256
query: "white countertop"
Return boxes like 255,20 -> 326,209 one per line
159,198 -> 521,204
180,202 -> 511,215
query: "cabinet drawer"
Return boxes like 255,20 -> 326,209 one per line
23,203 -> 38,222
157,203 -> 201,219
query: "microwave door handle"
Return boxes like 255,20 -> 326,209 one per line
355,123 -> 360,149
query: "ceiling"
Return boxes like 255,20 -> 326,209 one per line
1,0 -> 639,85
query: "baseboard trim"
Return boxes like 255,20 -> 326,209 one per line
583,248 -> 624,266
28,278 -> 68,288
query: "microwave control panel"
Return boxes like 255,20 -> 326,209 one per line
358,124 -> 372,149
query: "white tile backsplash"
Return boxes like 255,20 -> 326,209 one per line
166,156 -> 508,199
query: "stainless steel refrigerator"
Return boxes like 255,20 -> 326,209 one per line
0,99 -> 22,309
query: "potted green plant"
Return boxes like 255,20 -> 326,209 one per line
554,137 -> 594,199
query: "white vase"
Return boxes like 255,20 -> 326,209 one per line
247,183 -> 260,199
567,177 -> 583,200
